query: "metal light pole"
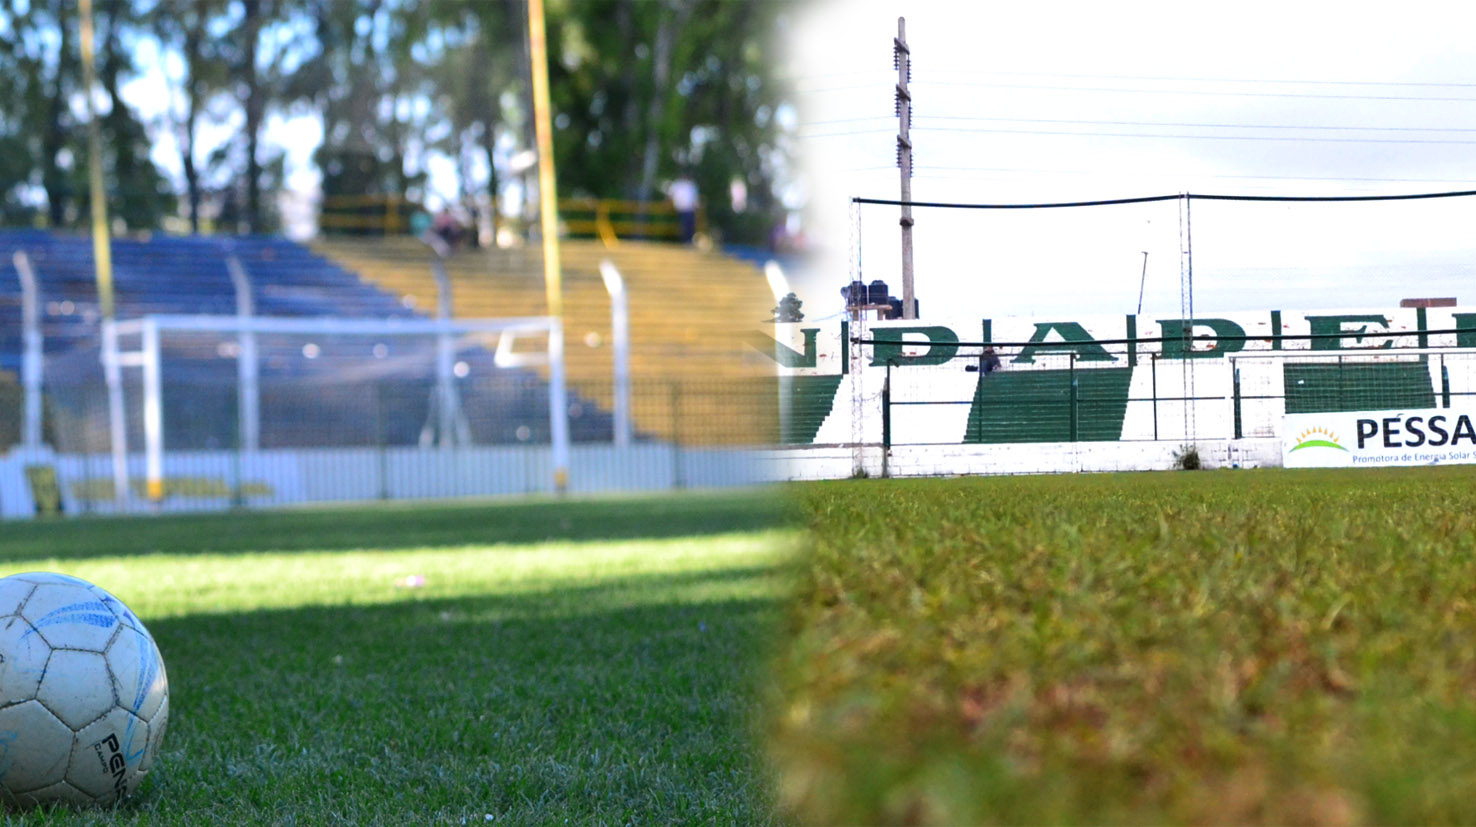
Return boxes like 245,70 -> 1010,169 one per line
527,0 -> 571,493
895,17 -> 915,319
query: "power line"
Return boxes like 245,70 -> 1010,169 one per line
798,128 -> 899,138
852,189 -> 1476,210
798,115 -> 896,127
908,167 -> 1476,186
916,68 -> 1476,90
908,79 -> 1476,104
910,126 -> 1476,145
798,69 -> 1476,99
915,114 -> 1476,134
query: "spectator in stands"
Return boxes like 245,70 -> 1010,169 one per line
981,346 -> 1001,375
668,173 -> 699,244
432,207 -> 464,250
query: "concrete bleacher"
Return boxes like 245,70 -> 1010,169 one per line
311,237 -> 778,445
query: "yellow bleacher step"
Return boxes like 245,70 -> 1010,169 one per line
313,237 -> 777,445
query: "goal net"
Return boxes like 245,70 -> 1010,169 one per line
40,314 -> 574,508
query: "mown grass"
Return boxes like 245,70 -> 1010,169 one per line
769,467 -> 1476,825
0,490 -> 795,826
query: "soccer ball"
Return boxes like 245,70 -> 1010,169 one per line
0,572 -> 169,807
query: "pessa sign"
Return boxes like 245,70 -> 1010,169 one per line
1284,408 -> 1476,468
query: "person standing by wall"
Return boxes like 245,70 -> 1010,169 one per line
668,173 -> 699,244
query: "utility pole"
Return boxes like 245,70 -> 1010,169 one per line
894,17 -> 915,319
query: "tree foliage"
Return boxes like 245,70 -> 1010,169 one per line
0,0 -> 796,242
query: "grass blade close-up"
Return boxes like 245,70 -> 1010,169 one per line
0,491 -> 796,826
768,467 -> 1476,826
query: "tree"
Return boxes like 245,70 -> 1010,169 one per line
0,9 -> 45,223
426,0 -> 524,241
285,0 -> 430,233
3,0 -> 84,227
0,0 -> 174,231
543,0 -> 793,243
151,0 -> 232,232
92,0 -> 176,230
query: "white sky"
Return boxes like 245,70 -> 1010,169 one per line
787,0 -> 1476,320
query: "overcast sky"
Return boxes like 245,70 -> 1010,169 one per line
786,0 -> 1476,321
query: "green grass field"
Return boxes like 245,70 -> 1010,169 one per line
769,467 -> 1476,825
0,491 -> 794,826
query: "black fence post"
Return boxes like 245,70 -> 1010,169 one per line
1069,353 -> 1078,443
1232,359 -> 1242,440
1338,354 -> 1345,410
1151,353 -> 1159,441
231,382 -> 244,508
1441,353 -> 1451,408
881,360 -> 892,478
375,383 -> 389,500
670,382 -> 683,489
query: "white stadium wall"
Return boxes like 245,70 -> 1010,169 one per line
758,305 -> 1476,478
0,444 -> 772,519
7,304 -> 1476,516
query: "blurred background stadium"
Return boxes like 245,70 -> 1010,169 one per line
0,0 -> 814,517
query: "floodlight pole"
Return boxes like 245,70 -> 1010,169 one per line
528,0 -> 571,493
895,17 -> 916,319
80,0 -> 133,508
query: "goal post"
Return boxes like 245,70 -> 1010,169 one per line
103,313 -> 568,507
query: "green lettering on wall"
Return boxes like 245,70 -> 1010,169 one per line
1158,318 -> 1247,359
1308,314 -> 1395,350
870,326 -> 959,367
1013,322 -> 1115,364
746,328 -> 818,368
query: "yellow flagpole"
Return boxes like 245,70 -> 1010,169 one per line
527,0 -> 570,492
80,0 -> 139,507
79,0 -> 114,321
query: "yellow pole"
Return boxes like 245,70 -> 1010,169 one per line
80,0 -> 141,507
527,0 -> 570,492
79,0 -> 113,320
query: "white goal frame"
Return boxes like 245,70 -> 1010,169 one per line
105,313 -> 570,505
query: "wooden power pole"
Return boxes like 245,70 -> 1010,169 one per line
894,18 -> 915,319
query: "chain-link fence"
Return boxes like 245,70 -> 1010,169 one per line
2,339 -> 779,516
837,341 -> 1476,477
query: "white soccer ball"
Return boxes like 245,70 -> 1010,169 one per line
0,572 -> 169,807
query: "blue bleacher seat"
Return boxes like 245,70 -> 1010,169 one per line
0,231 -> 614,449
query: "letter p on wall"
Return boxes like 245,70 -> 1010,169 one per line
870,326 -> 959,367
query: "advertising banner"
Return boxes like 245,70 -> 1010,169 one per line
1283,408 -> 1476,468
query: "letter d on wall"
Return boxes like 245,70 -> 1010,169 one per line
870,326 -> 960,367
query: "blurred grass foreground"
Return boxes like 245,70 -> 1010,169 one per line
0,490 -> 796,825
770,468 -> 1476,825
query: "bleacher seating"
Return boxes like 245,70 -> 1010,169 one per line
0,231 -> 417,369
966,368 -> 1136,443
311,237 -> 779,445
1283,361 -> 1436,414
0,231 -> 617,451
